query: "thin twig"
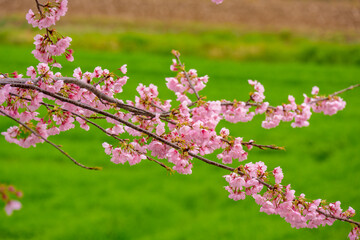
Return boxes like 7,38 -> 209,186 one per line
150,102 -> 166,112
242,141 -> 285,151
93,76 -> 109,87
86,116 -> 106,119
329,83 -> 360,97
310,83 -> 360,104
316,209 -> 360,227
174,55 -> 201,100
221,138 -> 284,151
146,156 -> 174,173
0,109 -> 100,170
34,0 -> 44,16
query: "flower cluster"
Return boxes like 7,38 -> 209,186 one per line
103,142 -> 147,166
224,164 -> 358,232
26,0 -> 72,67
248,80 -> 265,103
217,136 -> 248,164
166,68 -> 208,101
261,85 -> 347,129
32,34 -> 73,66
0,63 -> 128,148
0,1 -> 359,238
0,184 -> 23,216
307,86 -> 346,116
1,57 -> 357,238
26,0 -> 68,29
224,162 -> 266,200
1,56 -> 350,175
349,227 -> 360,240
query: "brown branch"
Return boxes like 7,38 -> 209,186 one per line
0,109 -> 100,170
59,77 -> 151,115
86,116 -> 106,119
93,76 -> 109,87
150,102 -> 166,113
1,78 -> 155,117
221,138 -> 284,151
242,141 -> 285,151
221,101 -> 277,109
221,83 -> 360,115
34,0 -> 44,16
2,82 -> 233,172
2,80 -> 360,227
1,78 -> 175,124
146,156 -> 174,173
329,83 -> 360,97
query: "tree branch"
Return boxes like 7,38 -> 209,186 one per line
316,209 -> 360,227
310,83 -> 360,104
2,80 -> 360,227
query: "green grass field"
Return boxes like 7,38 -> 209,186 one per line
0,38 -> 359,240
1,15 -> 360,66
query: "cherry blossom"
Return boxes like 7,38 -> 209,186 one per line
4,200 -> 22,216
0,1 -> 359,239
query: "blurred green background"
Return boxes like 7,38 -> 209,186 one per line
1,0 -> 360,239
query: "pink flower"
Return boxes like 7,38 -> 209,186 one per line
0,85 -> 12,105
148,141 -> 167,159
26,9 -> 35,25
273,167 -> 284,184
92,66 -> 103,78
252,92 -> 265,103
128,153 -> 146,166
52,63 -> 62,68
106,124 -> 124,135
348,226 -> 360,240
56,37 -> 72,52
56,0 -> 68,18
37,63 -> 50,74
26,66 -> 37,80
5,200 -> 22,216
102,142 -> 113,155
111,148 -> 125,164
73,67 -> 82,80
311,86 -> 319,95
220,127 -> 229,137
255,102 -> 269,114
66,49 -> 74,62
212,0 -> 224,4
173,159 -> 193,175
82,71 -> 93,83
120,64 -> 127,74
19,111 -> 39,123
156,121 -> 165,135
170,59 -> 179,71
76,117 -> 90,131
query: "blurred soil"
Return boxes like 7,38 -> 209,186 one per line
0,0 -> 360,34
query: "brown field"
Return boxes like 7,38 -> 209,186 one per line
1,0 -> 360,34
